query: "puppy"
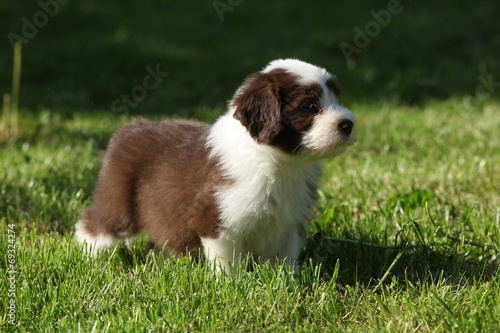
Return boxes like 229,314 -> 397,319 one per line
75,59 -> 357,273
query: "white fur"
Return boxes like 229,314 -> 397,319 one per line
201,237 -> 241,274
264,59 -> 331,88
302,106 -> 357,158
75,220 -> 137,256
74,220 -> 119,256
206,113 -> 322,273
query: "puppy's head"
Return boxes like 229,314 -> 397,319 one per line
232,59 -> 357,158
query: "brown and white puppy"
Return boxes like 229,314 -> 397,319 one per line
75,59 -> 357,273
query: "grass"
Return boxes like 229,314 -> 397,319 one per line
1,99 -> 498,332
1,0 -> 500,331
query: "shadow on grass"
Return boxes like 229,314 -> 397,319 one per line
300,229 -> 499,288
93,221 -> 500,290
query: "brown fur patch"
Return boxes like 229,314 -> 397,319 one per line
232,71 -> 283,144
232,69 -> 325,153
80,119 -> 229,257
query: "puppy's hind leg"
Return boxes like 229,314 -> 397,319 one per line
75,217 -> 119,256
75,204 -> 141,256
75,170 -> 141,256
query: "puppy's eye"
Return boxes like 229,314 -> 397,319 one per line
304,102 -> 318,110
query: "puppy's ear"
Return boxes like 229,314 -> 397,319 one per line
232,73 -> 283,144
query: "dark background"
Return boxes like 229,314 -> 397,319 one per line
1,0 -> 499,119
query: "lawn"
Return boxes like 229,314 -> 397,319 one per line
1,0 -> 499,332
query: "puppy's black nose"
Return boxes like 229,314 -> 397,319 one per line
338,119 -> 354,136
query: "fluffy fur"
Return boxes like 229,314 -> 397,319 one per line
75,59 -> 357,273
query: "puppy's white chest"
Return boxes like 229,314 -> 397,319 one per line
216,162 -> 321,239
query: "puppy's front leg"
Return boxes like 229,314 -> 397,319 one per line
276,226 -> 306,275
201,237 -> 242,275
